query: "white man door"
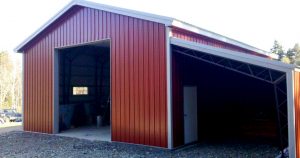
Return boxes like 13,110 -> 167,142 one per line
183,86 -> 198,144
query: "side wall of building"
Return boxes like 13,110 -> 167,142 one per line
170,27 -> 270,58
295,71 -> 300,157
23,6 -> 167,147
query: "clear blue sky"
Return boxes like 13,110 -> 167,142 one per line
0,0 -> 299,54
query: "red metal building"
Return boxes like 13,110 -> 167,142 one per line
15,1 -> 300,157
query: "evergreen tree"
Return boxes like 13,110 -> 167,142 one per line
270,40 -> 285,61
286,43 -> 300,64
293,43 -> 300,66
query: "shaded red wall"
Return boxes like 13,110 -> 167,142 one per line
172,53 -> 184,147
171,27 -> 270,58
22,6 -> 167,147
295,71 -> 300,158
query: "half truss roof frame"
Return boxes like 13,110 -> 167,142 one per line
171,37 -> 296,72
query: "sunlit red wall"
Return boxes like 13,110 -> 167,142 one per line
295,71 -> 300,157
22,5 -> 167,147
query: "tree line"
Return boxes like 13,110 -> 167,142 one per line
270,40 -> 300,65
0,51 -> 22,112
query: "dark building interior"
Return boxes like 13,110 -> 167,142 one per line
171,46 -> 287,147
58,43 -> 110,132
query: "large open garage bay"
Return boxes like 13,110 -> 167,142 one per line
171,45 -> 288,153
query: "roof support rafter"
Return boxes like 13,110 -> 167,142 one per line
172,45 -> 286,85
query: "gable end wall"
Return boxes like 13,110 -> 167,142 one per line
23,6 -> 167,147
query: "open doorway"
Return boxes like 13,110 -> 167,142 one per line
54,40 -> 111,141
172,45 -> 288,152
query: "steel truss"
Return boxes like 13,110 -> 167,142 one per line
274,77 -> 288,150
172,45 -> 288,150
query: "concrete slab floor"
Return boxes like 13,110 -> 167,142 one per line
57,125 -> 111,141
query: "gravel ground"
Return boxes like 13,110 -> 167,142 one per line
0,131 -> 280,158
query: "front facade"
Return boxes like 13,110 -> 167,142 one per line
16,1 -> 300,157
20,4 -> 167,147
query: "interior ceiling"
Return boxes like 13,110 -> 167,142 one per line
60,39 -> 110,50
86,40 -> 110,47
171,45 -> 286,85
60,40 -> 110,57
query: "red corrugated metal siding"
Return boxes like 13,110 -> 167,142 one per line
171,27 -> 271,58
295,71 -> 300,158
22,6 -> 167,147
